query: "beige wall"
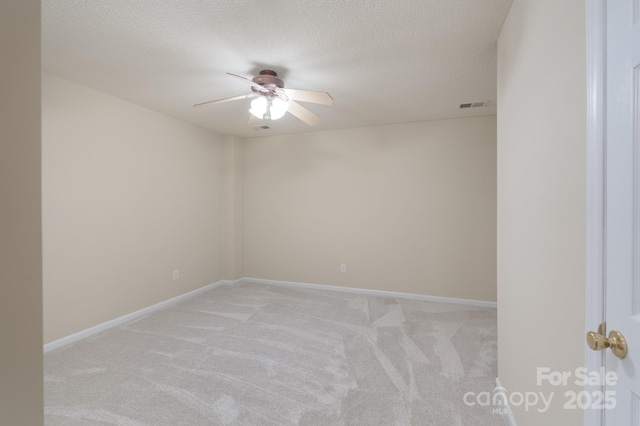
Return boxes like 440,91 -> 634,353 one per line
0,0 -> 44,424
244,117 -> 497,301
223,134 -> 244,280
497,0 -> 586,424
42,74 -> 228,343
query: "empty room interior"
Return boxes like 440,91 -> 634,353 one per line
1,1 -> 592,425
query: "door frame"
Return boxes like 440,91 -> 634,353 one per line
585,0 -> 606,425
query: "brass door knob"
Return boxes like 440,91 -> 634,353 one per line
586,329 -> 627,359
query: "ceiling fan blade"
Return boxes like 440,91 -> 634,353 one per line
283,88 -> 333,105
287,100 -> 321,126
193,93 -> 256,108
227,72 -> 269,93
247,113 -> 263,127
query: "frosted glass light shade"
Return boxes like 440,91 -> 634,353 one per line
269,98 -> 288,120
249,97 -> 267,118
249,96 -> 288,120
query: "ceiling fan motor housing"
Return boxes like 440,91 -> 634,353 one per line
251,70 -> 284,93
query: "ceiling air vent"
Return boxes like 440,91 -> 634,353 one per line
254,125 -> 271,130
460,101 -> 488,109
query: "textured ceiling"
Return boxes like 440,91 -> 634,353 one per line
42,0 -> 512,138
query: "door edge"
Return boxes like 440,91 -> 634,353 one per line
586,0 -> 607,425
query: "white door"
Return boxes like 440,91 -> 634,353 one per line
602,0 -> 640,423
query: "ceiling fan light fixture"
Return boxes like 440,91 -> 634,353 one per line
249,96 -> 288,120
194,71 -> 330,126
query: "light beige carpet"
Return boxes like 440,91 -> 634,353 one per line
45,282 -> 505,425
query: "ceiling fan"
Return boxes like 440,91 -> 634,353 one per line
193,70 -> 333,126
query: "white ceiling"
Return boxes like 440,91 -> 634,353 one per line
42,0 -> 512,138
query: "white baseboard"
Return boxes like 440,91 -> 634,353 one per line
495,378 -> 517,426
43,280 -> 233,353
44,277 -> 495,353
238,277 -> 497,309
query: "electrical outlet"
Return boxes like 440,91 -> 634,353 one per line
340,263 -> 347,273
172,270 -> 180,280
